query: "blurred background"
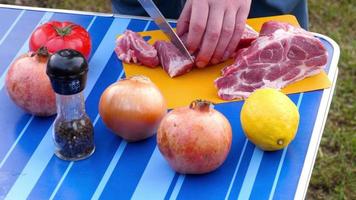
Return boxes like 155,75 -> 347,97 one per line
0,0 -> 354,199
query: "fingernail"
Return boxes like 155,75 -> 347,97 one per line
223,51 -> 230,61
211,58 -> 219,64
196,61 -> 206,68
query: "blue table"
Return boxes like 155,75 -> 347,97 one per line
0,4 -> 339,200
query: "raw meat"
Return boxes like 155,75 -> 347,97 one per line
215,21 -> 328,100
154,40 -> 194,77
259,21 -> 308,37
236,25 -> 259,50
115,30 -> 159,68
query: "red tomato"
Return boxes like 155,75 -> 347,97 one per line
29,21 -> 91,59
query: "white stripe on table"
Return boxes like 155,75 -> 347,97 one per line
224,139 -> 249,200
0,116 -> 34,168
169,175 -> 185,200
131,147 -> 177,200
0,10 -> 25,46
0,11 -> 54,90
5,17 -> 130,200
86,16 -> 97,31
90,141 -> 127,200
143,20 -> 151,32
237,148 -> 264,200
268,93 -> 304,200
49,162 -> 74,200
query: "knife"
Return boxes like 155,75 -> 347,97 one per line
138,0 -> 194,62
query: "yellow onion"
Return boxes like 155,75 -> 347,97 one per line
99,75 -> 167,142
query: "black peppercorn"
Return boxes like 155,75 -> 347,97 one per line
54,116 -> 94,160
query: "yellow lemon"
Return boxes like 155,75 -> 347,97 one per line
240,88 -> 300,151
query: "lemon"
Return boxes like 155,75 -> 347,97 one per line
240,88 -> 300,151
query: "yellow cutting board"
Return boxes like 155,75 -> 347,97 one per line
123,15 -> 331,108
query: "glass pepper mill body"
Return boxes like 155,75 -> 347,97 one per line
47,49 -> 95,161
54,92 -> 94,160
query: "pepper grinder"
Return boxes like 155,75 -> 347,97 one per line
47,49 -> 95,161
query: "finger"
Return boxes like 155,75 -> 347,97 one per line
210,8 -> 236,64
186,0 -> 209,54
195,4 -> 225,68
176,0 -> 192,36
223,6 -> 250,61
180,32 -> 188,46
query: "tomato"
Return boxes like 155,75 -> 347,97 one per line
29,21 -> 91,59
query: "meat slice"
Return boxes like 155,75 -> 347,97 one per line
154,41 -> 194,77
215,21 -> 328,100
115,30 -> 159,67
236,25 -> 259,49
259,21 -> 310,37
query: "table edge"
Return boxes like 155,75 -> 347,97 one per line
294,33 -> 340,200
0,3 -> 181,22
0,3 -> 114,17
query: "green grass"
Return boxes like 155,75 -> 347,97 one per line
1,0 -> 355,199
307,1 -> 355,199
0,0 -> 111,12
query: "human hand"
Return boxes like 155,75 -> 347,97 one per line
176,0 -> 251,68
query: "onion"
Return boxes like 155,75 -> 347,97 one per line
99,75 -> 167,142
157,100 -> 232,174
5,51 -> 56,116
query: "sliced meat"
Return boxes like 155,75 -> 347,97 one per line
259,21 -> 312,37
215,21 -> 328,100
115,30 -> 159,67
236,25 -> 259,50
154,40 -> 194,78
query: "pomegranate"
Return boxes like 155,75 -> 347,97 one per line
99,75 -> 167,142
5,50 -> 56,116
157,100 -> 232,174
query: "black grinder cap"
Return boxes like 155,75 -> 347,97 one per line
47,49 -> 88,95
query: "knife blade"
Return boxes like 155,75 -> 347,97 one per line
138,0 -> 194,62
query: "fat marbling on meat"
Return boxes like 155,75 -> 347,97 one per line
154,40 -> 194,77
215,21 -> 328,100
115,30 -> 159,68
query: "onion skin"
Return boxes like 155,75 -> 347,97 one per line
157,100 -> 232,174
99,76 -> 167,142
5,52 -> 56,116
